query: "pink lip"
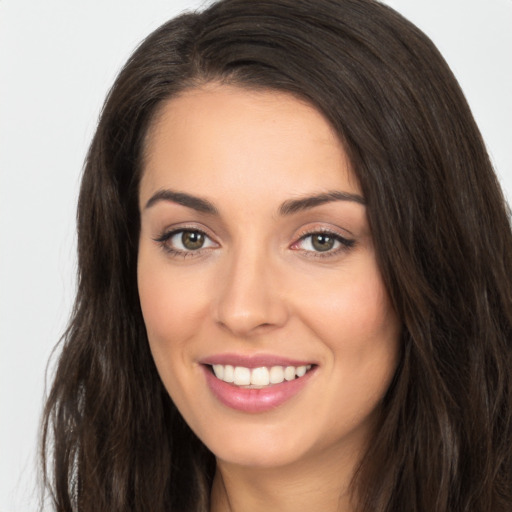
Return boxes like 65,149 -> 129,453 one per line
201,362 -> 317,414
200,353 -> 315,368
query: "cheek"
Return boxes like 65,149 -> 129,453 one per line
137,258 -> 208,382
138,253 -> 204,345
299,260 -> 400,405
304,268 -> 399,425
303,266 -> 397,344
137,251 -> 211,412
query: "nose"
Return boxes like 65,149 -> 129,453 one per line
213,246 -> 289,338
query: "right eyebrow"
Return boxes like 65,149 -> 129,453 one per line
278,190 -> 365,216
144,189 -> 219,215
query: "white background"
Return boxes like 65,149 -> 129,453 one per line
0,1 -> 510,510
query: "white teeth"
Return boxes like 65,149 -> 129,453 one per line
251,367 -> 270,386
269,366 -> 284,384
296,365 -> 307,377
233,366 -> 251,386
212,364 -> 224,379
284,366 -> 296,381
223,365 -> 234,383
211,363 -> 313,387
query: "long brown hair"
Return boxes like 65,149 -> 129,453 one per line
41,0 -> 512,510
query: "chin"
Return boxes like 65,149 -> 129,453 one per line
196,419 -> 310,468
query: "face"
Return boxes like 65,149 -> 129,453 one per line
138,85 -> 400,470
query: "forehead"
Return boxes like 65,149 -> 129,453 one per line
140,84 -> 360,207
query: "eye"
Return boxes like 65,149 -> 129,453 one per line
301,233 -> 338,252
175,230 -> 209,250
155,229 -> 217,255
292,230 -> 355,255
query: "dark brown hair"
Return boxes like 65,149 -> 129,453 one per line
41,0 -> 512,510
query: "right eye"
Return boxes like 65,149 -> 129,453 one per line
155,229 -> 217,255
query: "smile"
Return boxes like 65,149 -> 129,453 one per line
201,357 -> 317,413
211,364 -> 313,388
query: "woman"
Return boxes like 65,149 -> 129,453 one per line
41,0 -> 512,511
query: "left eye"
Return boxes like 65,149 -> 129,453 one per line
294,232 -> 351,253
165,230 -> 216,251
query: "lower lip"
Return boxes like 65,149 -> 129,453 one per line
202,365 -> 316,413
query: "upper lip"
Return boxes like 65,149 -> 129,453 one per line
199,353 -> 316,368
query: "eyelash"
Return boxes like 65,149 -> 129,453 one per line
292,229 -> 355,258
154,228 -> 355,259
154,228 -> 216,258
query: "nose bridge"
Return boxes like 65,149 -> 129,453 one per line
214,238 -> 287,336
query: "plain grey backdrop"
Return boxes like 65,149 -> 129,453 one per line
1,1 -> 511,510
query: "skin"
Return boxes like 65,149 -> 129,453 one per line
138,84 -> 401,512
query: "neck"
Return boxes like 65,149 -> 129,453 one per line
210,443 -> 361,512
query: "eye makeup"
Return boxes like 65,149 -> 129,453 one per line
290,228 -> 356,259
153,227 -> 218,258
152,224 -> 356,260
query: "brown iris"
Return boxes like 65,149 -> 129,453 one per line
182,231 -> 205,250
311,233 -> 336,252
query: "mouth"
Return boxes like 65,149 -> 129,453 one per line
200,358 -> 317,413
207,363 -> 315,389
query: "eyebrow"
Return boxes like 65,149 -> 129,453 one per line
144,188 -> 365,215
278,190 -> 365,215
144,189 -> 219,214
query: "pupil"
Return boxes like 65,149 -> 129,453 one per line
182,231 -> 204,250
312,234 -> 334,252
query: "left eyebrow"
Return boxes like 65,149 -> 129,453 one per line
278,191 -> 365,216
144,189 -> 219,214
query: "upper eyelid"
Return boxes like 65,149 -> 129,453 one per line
152,224 -> 355,246
291,227 -> 356,250
293,231 -> 354,246
154,224 -> 216,240
154,228 -> 218,257
294,225 -> 354,240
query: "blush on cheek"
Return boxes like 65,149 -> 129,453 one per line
317,278 -> 390,326
307,276 -> 399,370
140,292 -> 194,348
